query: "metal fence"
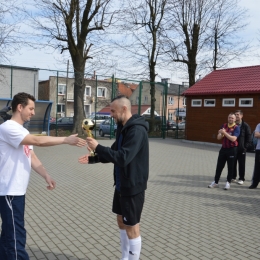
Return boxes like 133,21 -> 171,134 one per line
0,65 -> 186,139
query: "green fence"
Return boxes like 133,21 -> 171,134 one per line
0,65 -> 186,139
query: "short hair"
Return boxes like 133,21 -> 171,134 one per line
12,92 -> 36,112
235,110 -> 243,115
111,95 -> 129,102
111,95 -> 131,110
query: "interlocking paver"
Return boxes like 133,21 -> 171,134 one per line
1,138 -> 260,259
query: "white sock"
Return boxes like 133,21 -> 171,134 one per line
129,236 -> 142,260
120,229 -> 129,260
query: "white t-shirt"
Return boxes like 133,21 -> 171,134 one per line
0,120 -> 32,195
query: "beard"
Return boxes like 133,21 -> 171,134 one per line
115,117 -> 123,125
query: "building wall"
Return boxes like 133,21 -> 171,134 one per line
38,81 -> 49,100
185,94 -> 259,143
167,95 -> 185,121
0,66 -> 39,99
41,76 -> 113,118
129,82 -> 164,116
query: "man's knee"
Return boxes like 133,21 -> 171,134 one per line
125,224 -> 140,239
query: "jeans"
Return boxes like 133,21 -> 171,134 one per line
215,147 -> 237,184
0,195 -> 29,260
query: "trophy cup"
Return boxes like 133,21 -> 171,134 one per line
82,118 -> 99,164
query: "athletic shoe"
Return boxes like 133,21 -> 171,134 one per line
224,182 -> 230,190
231,179 -> 237,183
208,181 -> 219,188
249,185 -> 257,189
237,180 -> 244,185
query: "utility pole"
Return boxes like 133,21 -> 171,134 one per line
65,60 -> 69,117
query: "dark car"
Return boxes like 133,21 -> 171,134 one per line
49,117 -> 73,130
167,120 -> 177,130
99,119 -> 117,137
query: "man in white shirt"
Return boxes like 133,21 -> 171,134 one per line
0,92 -> 86,260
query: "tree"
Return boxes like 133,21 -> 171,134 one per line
0,0 -> 22,63
165,0 -> 215,87
206,0 -> 248,70
117,0 -> 168,126
164,0 -> 248,87
28,0 -> 114,133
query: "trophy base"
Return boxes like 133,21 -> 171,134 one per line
88,154 -> 99,164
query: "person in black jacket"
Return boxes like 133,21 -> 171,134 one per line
79,95 -> 149,260
232,110 -> 251,185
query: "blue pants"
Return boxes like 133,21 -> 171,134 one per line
0,195 -> 29,260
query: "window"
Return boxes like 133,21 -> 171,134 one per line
168,96 -> 173,105
169,113 -> 173,120
239,98 -> 253,107
191,99 -> 202,107
58,84 -> 66,95
97,87 -> 106,97
144,96 -> 148,104
222,98 -> 235,107
204,99 -> 215,107
85,86 -> 91,96
136,96 -> 139,105
57,104 -> 65,113
183,98 -> 186,106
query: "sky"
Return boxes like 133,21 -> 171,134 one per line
3,0 -> 260,83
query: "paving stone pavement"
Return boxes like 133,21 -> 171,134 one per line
2,138 -> 260,260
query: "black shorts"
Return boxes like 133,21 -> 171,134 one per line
112,189 -> 145,226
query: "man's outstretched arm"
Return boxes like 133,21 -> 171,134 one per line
21,134 -> 87,147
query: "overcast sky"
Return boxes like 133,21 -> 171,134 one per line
4,0 -> 260,83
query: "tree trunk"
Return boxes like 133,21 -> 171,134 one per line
187,61 -> 197,87
72,56 -> 86,135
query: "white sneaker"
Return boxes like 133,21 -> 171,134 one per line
237,180 -> 244,185
231,179 -> 237,183
224,182 -> 230,190
208,181 -> 219,188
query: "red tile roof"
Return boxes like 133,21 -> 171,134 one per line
117,83 -> 138,97
184,65 -> 260,96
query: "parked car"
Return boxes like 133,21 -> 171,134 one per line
99,119 -> 117,137
49,117 -> 56,123
166,120 -> 177,130
177,121 -> 186,130
87,114 -> 111,129
49,117 -> 73,130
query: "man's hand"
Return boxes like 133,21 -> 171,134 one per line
86,137 -> 99,151
219,128 -> 226,134
78,154 -> 89,164
64,134 -> 87,147
45,174 -> 56,190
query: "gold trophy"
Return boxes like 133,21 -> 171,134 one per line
82,118 -> 99,164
